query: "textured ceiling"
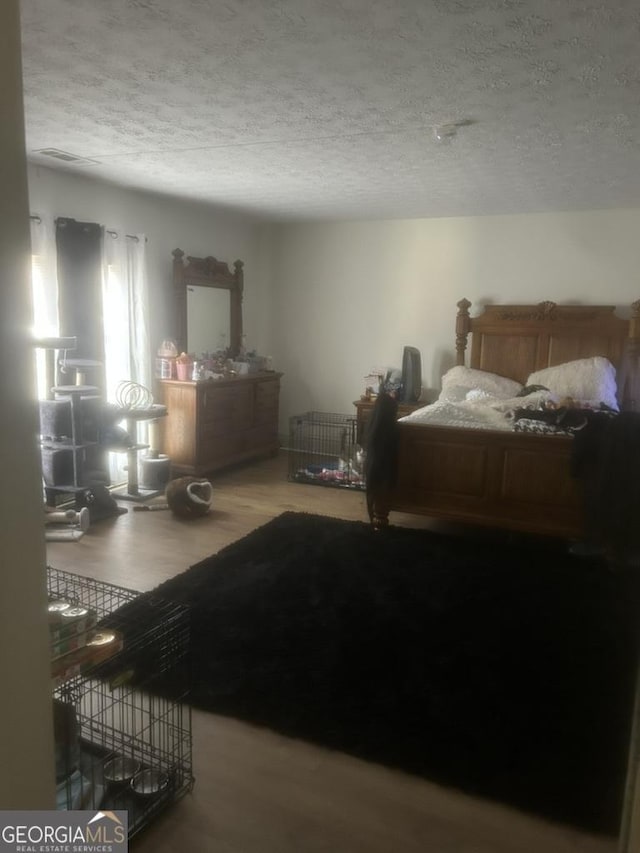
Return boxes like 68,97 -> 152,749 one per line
19,0 -> 640,222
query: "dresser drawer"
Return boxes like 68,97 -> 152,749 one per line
199,383 -> 253,424
199,417 -> 234,441
254,379 -> 280,424
158,374 -> 282,476
255,379 -> 280,405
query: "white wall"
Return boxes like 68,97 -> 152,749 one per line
266,209 -> 640,434
27,166 -> 273,361
27,168 -> 640,445
0,0 -> 54,807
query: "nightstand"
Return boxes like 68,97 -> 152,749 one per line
353,398 -> 423,445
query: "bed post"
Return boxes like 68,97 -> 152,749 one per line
370,489 -> 392,531
621,299 -> 640,411
629,299 -> 640,356
455,298 -> 472,366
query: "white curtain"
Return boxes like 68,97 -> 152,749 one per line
29,221 -> 151,486
102,231 -> 151,483
30,216 -> 59,399
102,231 -> 151,399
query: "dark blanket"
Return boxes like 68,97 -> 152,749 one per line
571,411 -> 640,560
100,512 -> 639,835
363,391 -> 399,520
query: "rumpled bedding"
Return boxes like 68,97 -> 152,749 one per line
398,388 -> 604,435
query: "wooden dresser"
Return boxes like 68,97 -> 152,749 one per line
157,373 -> 282,476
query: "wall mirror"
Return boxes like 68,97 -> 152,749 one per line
187,286 -> 230,355
172,248 -> 244,358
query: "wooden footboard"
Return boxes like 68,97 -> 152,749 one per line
371,423 -> 583,538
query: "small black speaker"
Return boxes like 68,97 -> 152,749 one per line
401,346 -> 422,403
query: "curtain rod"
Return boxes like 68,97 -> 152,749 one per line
31,219 -> 145,243
106,230 -> 143,242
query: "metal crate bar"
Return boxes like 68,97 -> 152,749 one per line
287,411 -> 365,490
47,566 -> 194,839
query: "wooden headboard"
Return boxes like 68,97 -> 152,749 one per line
455,298 -> 640,408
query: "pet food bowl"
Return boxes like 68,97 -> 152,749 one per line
130,768 -> 169,797
103,755 -> 141,785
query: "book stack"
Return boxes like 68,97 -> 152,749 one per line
48,598 -> 123,687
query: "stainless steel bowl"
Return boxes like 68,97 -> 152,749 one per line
130,768 -> 169,797
103,755 -> 141,785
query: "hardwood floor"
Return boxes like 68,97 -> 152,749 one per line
47,453 -> 618,853
47,452 -> 375,592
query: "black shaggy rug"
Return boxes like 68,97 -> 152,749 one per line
107,512 -> 640,835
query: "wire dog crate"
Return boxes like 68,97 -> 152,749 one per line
288,411 -> 365,490
47,566 -> 193,840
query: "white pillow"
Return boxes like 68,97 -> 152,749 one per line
439,366 -> 523,403
464,388 -> 496,403
526,357 -> 618,411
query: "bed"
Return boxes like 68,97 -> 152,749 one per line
368,298 -> 640,539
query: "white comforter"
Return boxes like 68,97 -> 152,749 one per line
399,389 -> 555,432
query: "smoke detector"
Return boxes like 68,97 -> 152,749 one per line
434,124 -> 458,142
434,119 -> 474,144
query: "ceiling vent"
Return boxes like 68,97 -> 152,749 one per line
33,148 -> 99,166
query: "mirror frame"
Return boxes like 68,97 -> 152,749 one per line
172,248 -> 244,357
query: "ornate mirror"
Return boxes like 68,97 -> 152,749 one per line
172,248 -> 244,357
